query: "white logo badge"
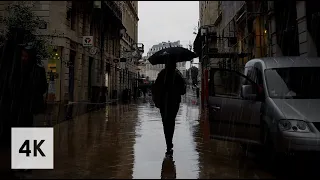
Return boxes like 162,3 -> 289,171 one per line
11,127 -> 54,169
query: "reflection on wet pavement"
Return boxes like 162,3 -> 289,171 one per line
30,98 -> 274,179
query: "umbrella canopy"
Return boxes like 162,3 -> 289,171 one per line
148,47 -> 197,65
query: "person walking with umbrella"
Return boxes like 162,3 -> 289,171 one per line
150,46 -> 196,157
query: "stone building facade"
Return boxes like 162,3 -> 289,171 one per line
0,1 -> 126,103
199,1 -> 219,27
195,1 -> 320,109
118,1 -> 140,99
197,1 -> 320,68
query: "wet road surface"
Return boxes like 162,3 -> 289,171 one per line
29,97 -> 275,179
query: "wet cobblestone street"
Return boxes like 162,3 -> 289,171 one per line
29,97 -> 274,179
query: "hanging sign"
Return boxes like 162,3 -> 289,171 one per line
83,36 -> 93,47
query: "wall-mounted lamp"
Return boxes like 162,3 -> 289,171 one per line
264,23 -> 269,34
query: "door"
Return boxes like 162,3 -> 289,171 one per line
208,68 -> 262,145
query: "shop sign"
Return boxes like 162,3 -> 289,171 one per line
82,36 -> 93,47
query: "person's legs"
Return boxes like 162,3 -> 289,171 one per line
165,118 -> 175,150
16,113 -> 34,127
160,103 -> 179,153
16,112 -> 34,173
0,125 -> 11,174
0,112 -> 20,177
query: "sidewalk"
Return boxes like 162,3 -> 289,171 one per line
34,101 -> 113,127
29,100 -> 273,179
34,96 -> 145,127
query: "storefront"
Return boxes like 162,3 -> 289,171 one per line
46,46 -> 63,102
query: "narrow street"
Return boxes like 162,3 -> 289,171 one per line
29,95 -> 274,179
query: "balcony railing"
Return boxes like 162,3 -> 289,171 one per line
104,1 -> 122,22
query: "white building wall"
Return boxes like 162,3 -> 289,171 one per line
296,1 -> 317,57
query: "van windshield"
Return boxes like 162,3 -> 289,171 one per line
265,67 -> 320,99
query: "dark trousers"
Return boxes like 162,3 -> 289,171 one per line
0,112 -> 33,173
160,103 -> 180,150
0,112 -> 33,148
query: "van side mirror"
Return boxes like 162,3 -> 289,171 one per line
241,85 -> 257,100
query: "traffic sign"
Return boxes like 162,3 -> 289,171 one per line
11,128 -> 54,169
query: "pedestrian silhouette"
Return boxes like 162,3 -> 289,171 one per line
152,58 -> 186,156
161,157 -> 176,179
0,29 -> 47,174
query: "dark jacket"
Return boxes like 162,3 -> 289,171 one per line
0,40 -> 47,126
152,68 -> 186,108
0,31 -> 47,147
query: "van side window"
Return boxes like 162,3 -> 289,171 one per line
245,65 -> 263,85
255,68 -> 263,85
244,66 -> 254,85
250,68 -> 263,85
211,69 -> 242,98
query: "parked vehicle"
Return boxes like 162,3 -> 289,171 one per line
208,57 -> 320,156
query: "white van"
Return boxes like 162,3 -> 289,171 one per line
208,57 -> 320,155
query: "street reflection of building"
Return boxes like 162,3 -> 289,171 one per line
115,104 -> 139,178
145,41 -> 187,81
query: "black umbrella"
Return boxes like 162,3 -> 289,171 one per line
148,47 -> 197,65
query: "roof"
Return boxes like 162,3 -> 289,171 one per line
252,57 -> 320,69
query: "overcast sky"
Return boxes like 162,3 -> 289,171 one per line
138,1 -> 199,68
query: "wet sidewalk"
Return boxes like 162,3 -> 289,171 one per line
29,98 -> 273,179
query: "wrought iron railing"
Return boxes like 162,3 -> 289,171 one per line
104,1 -> 122,22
